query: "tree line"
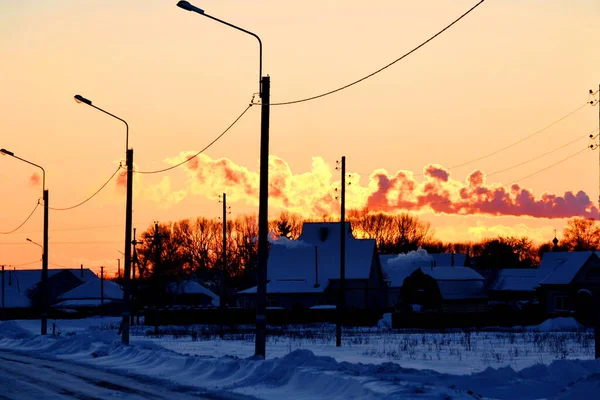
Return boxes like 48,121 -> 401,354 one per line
121,210 -> 600,295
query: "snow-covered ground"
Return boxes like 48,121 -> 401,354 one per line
1,316 -> 599,399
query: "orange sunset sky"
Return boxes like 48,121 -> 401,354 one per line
1,0 -> 599,276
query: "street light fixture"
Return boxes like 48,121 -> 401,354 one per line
26,238 -> 43,249
74,94 -> 133,346
176,1 -> 270,358
1,149 -> 49,335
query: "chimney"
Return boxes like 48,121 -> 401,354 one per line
451,252 -> 455,267
314,246 -> 320,288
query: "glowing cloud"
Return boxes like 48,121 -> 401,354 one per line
165,152 -> 597,220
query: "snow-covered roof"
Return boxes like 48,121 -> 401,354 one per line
420,266 -> 484,281
4,268 -> 97,295
239,279 -> 327,294
54,299 -> 114,308
537,251 -> 596,286
489,269 -> 543,292
167,281 -> 218,299
404,267 -> 486,300
57,279 -> 123,301
1,286 -> 31,308
267,222 -> 377,288
380,250 -> 469,288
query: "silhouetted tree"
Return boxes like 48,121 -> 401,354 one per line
562,217 -> 600,251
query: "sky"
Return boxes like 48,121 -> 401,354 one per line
1,0 -> 599,276
1,317 -> 599,399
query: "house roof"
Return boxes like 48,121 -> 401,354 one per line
420,266 -> 484,281
489,269 -> 543,292
2,286 -> 31,308
406,267 -> 486,300
379,250 -> 468,288
537,251 -> 596,286
167,281 -> 218,299
1,268 -> 98,308
54,299 -> 114,308
239,280 -> 327,294
239,222 -> 377,296
57,279 -> 123,301
268,238 -> 376,282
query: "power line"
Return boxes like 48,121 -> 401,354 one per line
49,166 -> 121,211
511,146 -> 590,183
2,260 -> 41,268
446,102 -> 591,170
0,201 -> 40,234
269,0 -> 487,106
485,129 -> 596,177
135,104 -> 253,174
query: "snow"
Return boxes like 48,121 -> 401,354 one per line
58,278 -> 123,301
1,316 -> 599,399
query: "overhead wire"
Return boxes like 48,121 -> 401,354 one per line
484,128 -> 597,178
269,0 -> 487,106
446,101 -> 591,170
0,201 -> 40,234
49,165 -> 122,211
3,260 -> 41,267
135,104 -> 253,174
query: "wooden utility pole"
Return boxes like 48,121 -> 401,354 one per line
100,266 -> 104,309
1,265 -> 5,321
220,193 -> 228,339
131,228 -> 140,326
336,156 -> 346,347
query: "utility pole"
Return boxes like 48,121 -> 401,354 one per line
255,75 -> 270,359
117,259 -> 121,279
41,188 -> 49,335
594,85 -> 600,359
131,228 -> 141,326
121,148 -> 134,345
220,193 -> 228,339
336,156 -> 346,347
2,265 -> 5,321
100,266 -> 104,310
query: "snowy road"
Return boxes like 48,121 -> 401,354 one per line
0,350 -> 235,400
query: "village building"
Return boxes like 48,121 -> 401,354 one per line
237,222 -> 388,310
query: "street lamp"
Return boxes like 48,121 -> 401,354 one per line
1,148 -> 49,335
176,1 -> 271,359
73,95 -> 133,346
26,238 -> 43,249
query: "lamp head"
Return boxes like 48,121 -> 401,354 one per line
0,148 -> 14,157
176,1 -> 204,13
26,238 -> 33,243
74,94 -> 92,106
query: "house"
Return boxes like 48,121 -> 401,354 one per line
238,222 -> 388,310
166,281 -> 219,306
487,268 -> 543,304
400,266 -> 487,313
380,249 -> 468,308
54,278 -> 123,310
1,267 -> 98,313
534,251 -> 600,320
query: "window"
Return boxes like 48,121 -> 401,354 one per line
554,295 -> 569,312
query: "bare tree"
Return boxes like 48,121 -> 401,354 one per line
562,217 -> 600,251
